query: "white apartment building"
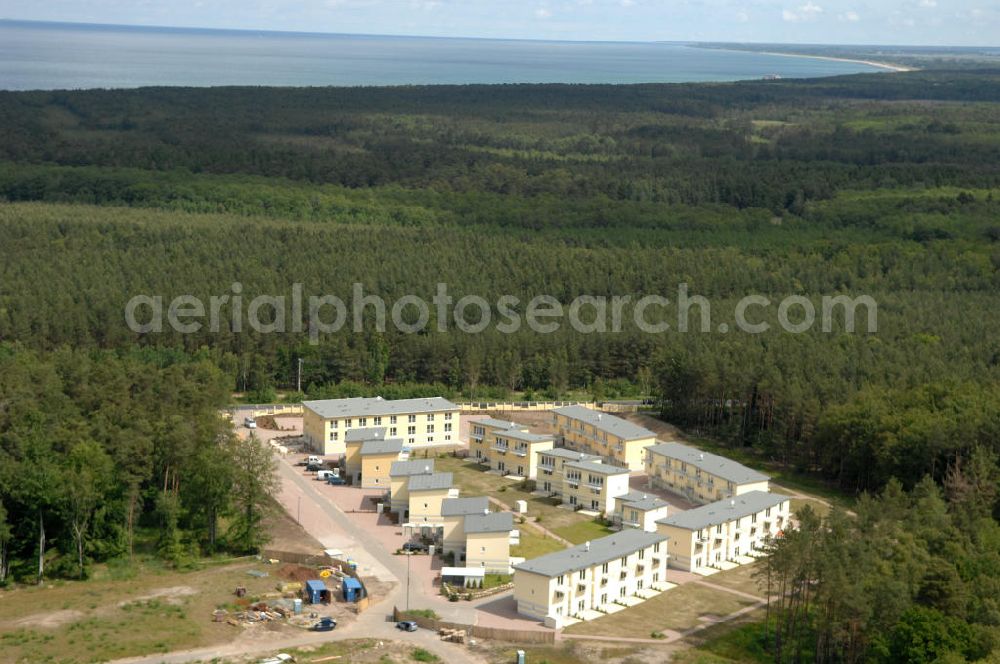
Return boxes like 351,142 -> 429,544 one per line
303,396 -> 459,455
513,530 -> 669,628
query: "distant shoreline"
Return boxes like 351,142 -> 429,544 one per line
699,45 -> 915,73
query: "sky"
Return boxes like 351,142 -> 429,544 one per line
1,0 -> 997,46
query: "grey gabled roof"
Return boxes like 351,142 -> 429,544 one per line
537,448 -> 601,462
407,472 -> 454,492
345,427 -> 388,443
470,417 -> 527,431
441,496 -> 491,517
303,396 -> 458,419
616,491 -> 669,512
390,459 -> 435,478
645,442 -> 770,484
656,491 -> 791,531
496,429 -> 554,444
360,438 -> 404,456
552,405 -> 655,441
565,459 -> 629,476
514,530 -> 667,578
464,511 -> 514,534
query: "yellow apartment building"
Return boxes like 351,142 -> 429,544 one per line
406,472 -> 457,526
513,530 -> 669,628
344,427 -> 387,484
389,459 -> 435,515
552,405 -> 656,471
484,429 -> 555,479
561,459 -> 631,516
645,442 -> 770,504
536,448 -> 601,497
359,438 -> 403,489
303,396 -> 459,455
470,417 -> 527,463
656,491 -> 791,572
611,491 -> 670,532
464,512 -> 515,574
440,496 -> 491,558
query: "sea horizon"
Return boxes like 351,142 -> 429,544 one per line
0,18 -> 891,90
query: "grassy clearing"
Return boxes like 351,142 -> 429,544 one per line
511,525 -> 567,559
673,620 -> 773,664
697,563 -> 765,598
0,559 -> 276,663
551,519 -> 615,545
563,583 -> 760,638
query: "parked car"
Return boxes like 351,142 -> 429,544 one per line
326,475 -> 347,485
244,417 -> 257,429
311,617 -> 337,632
396,620 -> 418,632
307,455 -> 322,465
306,462 -> 323,472
401,541 -> 428,553
316,469 -> 340,481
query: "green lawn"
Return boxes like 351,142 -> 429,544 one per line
551,519 -> 615,545
511,525 -> 567,559
697,563 -> 765,598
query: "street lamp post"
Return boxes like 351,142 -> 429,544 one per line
406,551 -> 412,611
297,494 -> 301,525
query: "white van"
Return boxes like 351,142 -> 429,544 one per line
307,455 -> 322,465
244,416 -> 257,429
316,469 -> 340,481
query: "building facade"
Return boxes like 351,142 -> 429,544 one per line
473,426 -> 555,479
389,459 -> 435,515
611,491 -> 670,532
464,512 -> 515,573
561,459 -> 631,515
359,438 -> 403,489
645,442 -> 770,504
303,396 -> 459,455
343,427 -> 387,484
406,472 -> 458,525
552,405 -> 656,471
469,417 -> 527,463
656,491 -> 791,572
536,448 -> 601,497
440,497 -> 491,557
513,530 -> 669,628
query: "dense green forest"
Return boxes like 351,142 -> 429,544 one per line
1,72 -> 999,659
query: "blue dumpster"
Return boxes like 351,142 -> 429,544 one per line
305,579 -> 328,604
342,577 -> 363,602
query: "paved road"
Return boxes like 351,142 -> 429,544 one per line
109,455 -> 487,664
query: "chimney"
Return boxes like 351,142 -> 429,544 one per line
729,499 -> 736,508
597,414 -> 602,421
699,453 -> 705,461
424,465 -> 431,473
483,508 -> 490,515
584,541 -> 590,552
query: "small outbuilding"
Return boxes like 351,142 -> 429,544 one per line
342,577 -> 364,602
304,579 -> 330,604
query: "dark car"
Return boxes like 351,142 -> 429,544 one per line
401,541 -> 428,553
396,620 -> 418,632
306,462 -> 323,472
311,617 -> 337,632
326,475 -> 347,485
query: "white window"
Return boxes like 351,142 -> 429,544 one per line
359,417 -> 367,426
444,423 -> 452,432
408,414 -> 416,423
445,412 -> 453,420
390,415 -> 397,424
427,413 -> 435,421
408,426 -> 416,435
390,427 -> 397,436
426,425 -> 435,434
374,416 -> 382,425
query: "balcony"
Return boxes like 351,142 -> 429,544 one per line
491,446 -> 509,454
586,482 -> 604,491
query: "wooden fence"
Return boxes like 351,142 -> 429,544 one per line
393,607 -> 555,644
